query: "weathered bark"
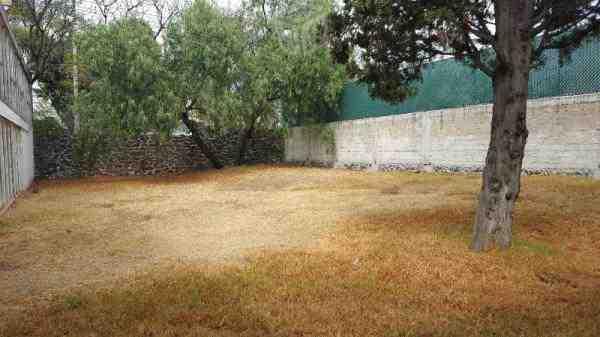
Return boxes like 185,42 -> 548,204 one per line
180,110 -> 224,170
237,113 -> 259,165
471,0 -> 532,252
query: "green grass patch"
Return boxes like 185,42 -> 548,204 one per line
513,238 -> 557,256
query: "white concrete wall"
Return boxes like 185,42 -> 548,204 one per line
19,129 -> 34,189
285,93 -> 600,175
0,117 -> 34,212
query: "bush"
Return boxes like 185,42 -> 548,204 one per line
33,117 -> 66,139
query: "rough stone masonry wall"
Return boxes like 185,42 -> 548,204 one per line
286,93 -> 600,176
36,131 -> 283,179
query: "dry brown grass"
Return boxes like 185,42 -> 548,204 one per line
1,165 -> 600,337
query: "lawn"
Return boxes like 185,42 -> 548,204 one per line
1,165 -> 599,337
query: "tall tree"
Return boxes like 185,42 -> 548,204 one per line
72,18 -> 177,171
87,0 -> 146,24
330,0 -> 600,251
164,0 -> 246,169
8,0 -> 77,132
166,0 -> 345,167
233,0 -> 345,164
86,0 -> 181,39
76,18 -> 176,137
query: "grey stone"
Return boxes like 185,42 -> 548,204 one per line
35,131 -> 284,179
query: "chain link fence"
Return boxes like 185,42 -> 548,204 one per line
340,37 -> 600,121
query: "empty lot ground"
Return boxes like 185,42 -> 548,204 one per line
1,165 -> 600,337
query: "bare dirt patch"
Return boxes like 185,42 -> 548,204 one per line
0,166 -> 448,314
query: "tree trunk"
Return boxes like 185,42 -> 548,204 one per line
180,110 -> 224,170
237,114 -> 258,165
471,0 -> 532,252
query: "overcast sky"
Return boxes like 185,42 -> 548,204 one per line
215,0 -> 242,9
77,0 -> 245,31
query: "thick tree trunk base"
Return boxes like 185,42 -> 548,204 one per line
471,188 -> 514,252
470,0 -> 532,252
181,111 -> 224,170
237,122 -> 256,166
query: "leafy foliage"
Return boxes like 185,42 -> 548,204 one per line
33,117 -> 66,139
13,0 -> 345,169
165,0 -> 346,132
164,0 -> 246,132
8,0 -> 77,131
164,0 -> 346,164
76,18 -> 177,138
279,39 -> 346,126
239,0 -> 346,127
329,0 -> 600,103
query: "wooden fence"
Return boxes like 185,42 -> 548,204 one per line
0,6 -> 33,213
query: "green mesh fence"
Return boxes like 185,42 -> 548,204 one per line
339,37 -> 600,121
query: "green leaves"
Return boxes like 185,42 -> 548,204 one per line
330,1 -> 600,104
72,0 -> 345,143
164,0 -> 246,130
76,19 -> 177,139
165,0 -> 346,132
238,0 -> 346,127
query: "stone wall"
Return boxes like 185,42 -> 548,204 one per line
35,131 -> 284,179
286,93 -> 600,176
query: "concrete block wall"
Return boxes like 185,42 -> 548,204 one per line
285,93 -> 600,176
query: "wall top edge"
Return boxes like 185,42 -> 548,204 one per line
0,99 -> 31,131
289,92 -> 600,129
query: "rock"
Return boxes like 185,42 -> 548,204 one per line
35,131 -> 284,179
421,163 -> 434,173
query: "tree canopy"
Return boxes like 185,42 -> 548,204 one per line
76,18 -> 176,138
66,0 -> 345,168
330,1 -> 600,102
8,0 -> 77,131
